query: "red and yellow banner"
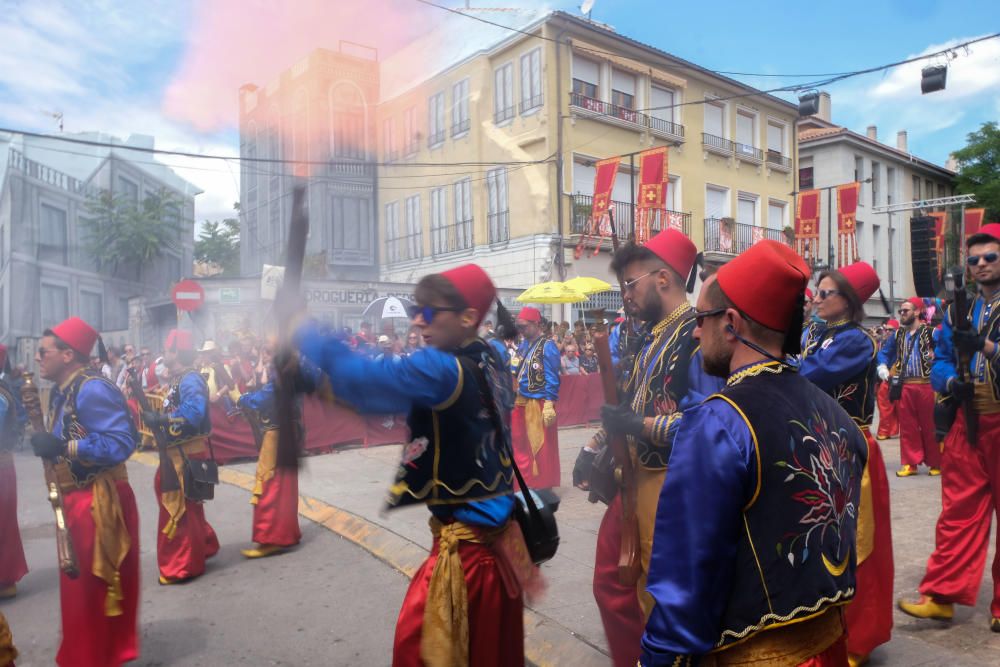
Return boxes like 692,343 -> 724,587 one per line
965,208 -> 985,239
795,189 -> 821,262
929,211 -> 947,276
575,156 -> 621,258
635,147 -> 668,244
836,182 -> 860,267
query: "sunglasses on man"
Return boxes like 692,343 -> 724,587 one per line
967,252 -> 999,267
405,304 -> 464,323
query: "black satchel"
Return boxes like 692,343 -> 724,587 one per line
179,438 -> 219,502
888,375 -> 904,402
464,354 -> 559,565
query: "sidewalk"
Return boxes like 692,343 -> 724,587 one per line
220,425 -> 998,666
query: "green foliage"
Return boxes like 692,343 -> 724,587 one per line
194,218 -> 241,276
82,188 -> 184,280
953,121 -> 1000,221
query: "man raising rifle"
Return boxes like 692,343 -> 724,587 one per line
899,222 -> 1000,633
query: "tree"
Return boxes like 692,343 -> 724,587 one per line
953,121 -> 1000,221
82,188 -> 184,281
194,218 -> 241,276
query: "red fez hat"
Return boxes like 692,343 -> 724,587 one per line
50,316 -> 99,358
517,307 -> 542,323
886,319 -> 900,329
838,261 -> 880,304
968,222 -> 1000,247
805,287 -> 814,301
906,296 -> 924,311
165,329 -> 194,352
439,264 -> 496,326
644,229 -> 698,282
716,240 -> 810,332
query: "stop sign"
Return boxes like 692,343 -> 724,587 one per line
171,279 -> 205,312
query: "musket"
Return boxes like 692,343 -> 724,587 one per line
20,372 -> 79,578
591,312 -> 641,586
275,185 -> 309,468
946,267 -> 978,445
127,367 -> 181,492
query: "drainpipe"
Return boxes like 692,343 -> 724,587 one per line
554,25 -> 569,324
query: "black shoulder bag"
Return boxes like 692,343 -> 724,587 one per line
179,437 -> 219,502
462,355 -> 559,565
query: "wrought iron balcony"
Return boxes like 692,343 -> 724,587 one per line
766,150 -> 792,171
494,106 -> 515,125
386,231 -> 423,263
703,217 -> 786,255
451,119 -> 470,137
519,95 -> 544,114
488,210 -> 510,245
702,133 -> 733,156
569,194 -> 691,238
569,92 -> 685,140
733,142 -> 763,163
427,130 -> 445,148
431,219 -> 475,256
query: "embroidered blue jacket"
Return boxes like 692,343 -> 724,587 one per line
516,336 -> 560,400
163,370 -> 211,442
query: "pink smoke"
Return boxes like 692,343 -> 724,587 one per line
162,0 -> 434,132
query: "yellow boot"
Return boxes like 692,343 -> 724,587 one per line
848,653 -> 869,667
0,584 -> 15,599
898,595 -> 954,620
896,464 -> 918,477
241,544 -> 286,559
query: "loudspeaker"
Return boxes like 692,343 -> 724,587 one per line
910,216 -> 939,297
798,92 -> 819,117
921,65 -> 947,94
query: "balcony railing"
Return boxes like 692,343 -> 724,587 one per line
494,106 -> 515,125
8,149 -> 98,196
328,160 -> 375,178
703,217 -> 786,255
427,130 -> 445,148
451,119 -> 470,137
733,142 -> 763,163
766,150 -> 792,170
519,94 -> 544,114
386,231 -> 423,263
569,92 -> 685,140
702,133 -> 733,155
431,219 -> 474,256
488,210 -> 510,245
569,194 -> 692,238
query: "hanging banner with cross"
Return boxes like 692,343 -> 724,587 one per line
836,182 -> 860,267
576,156 -> 622,258
635,147 -> 668,245
794,190 -> 821,263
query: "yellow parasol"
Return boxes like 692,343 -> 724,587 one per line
516,281 -> 589,304
564,276 -> 613,295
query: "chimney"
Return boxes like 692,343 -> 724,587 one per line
866,125 -> 877,141
946,153 -> 959,172
817,92 -> 832,122
896,130 -> 908,152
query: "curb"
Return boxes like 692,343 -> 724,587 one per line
131,452 -> 609,667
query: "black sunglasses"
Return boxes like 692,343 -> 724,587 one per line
406,304 -> 463,323
816,289 -> 842,300
967,252 -> 999,267
693,307 -> 727,327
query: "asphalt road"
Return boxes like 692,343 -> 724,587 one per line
2,452 -> 410,666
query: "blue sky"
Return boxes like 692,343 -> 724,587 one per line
1,0 -> 996,227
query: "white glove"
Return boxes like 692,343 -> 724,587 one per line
877,364 -> 890,381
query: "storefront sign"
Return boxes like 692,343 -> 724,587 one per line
219,287 -> 241,304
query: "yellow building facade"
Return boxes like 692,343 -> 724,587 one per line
376,11 -> 800,295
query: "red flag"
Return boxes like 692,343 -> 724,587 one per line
836,182 -> 860,267
635,147 -> 668,244
795,190 -> 821,262
575,156 -> 621,258
965,208 -> 985,239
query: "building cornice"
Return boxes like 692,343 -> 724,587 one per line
800,130 -> 955,179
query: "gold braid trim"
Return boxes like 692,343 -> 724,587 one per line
726,361 -> 788,387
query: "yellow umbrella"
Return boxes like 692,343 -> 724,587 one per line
564,276 -> 613,295
516,281 -> 589,304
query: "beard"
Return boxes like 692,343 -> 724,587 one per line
637,289 -> 663,323
702,345 -> 732,378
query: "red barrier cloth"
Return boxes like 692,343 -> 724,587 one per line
845,431 -> 894,657
875,381 -> 898,438
897,384 -> 941,468
554,374 -> 605,427
392,538 -> 523,667
919,412 -> 1000,616
252,466 -> 301,548
511,402 -> 560,489
155,468 -> 217,580
593,494 -> 643,667
0,454 -> 27,587
58,480 -> 140,667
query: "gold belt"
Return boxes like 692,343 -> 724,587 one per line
705,607 -> 844,667
973,384 -> 1000,415
902,377 -> 930,385
54,461 -> 128,493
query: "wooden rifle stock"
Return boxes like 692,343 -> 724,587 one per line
591,321 -> 641,586
20,372 -> 79,578
127,368 -> 181,492
275,185 -> 309,468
